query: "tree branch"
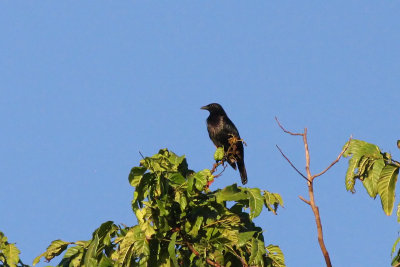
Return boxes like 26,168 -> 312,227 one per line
276,145 -> 309,182
275,116 -> 304,136
276,117 -> 333,267
312,136 -> 352,179
299,195 -> 311,205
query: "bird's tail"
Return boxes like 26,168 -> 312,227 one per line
237,159 -> 247,185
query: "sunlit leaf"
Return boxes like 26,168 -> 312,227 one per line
266,244 -> 285,267
397,203 -> 400,223
193,169 -> 212,191
263,191 -> 284,214
393,236 -> 400,256
168,173 -> 186,186
345,156 -> 360,193
215,184 -> 248,203
362,159 -> 384,198
188,216 -> 204,238
247,188 -> 264,219
33,240 -> 71,266
214,147 -> 225,161
378,164 -> 399,215
237,231 -> 256,247
168,232 -> 179,267
2,243 -> 20,267
129,166 -> 147,187
117,227 -> 136,265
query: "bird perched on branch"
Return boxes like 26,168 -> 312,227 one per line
201,103 -> 247,184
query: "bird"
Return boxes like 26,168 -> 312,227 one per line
201,103 -> 247,185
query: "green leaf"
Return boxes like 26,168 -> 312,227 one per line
188,216 -> 204,237
168,173 -> 186,186
266,244 -> 285,267
377,164 -> 399,215
33,240 -> 71,266
214,147 -> 225,161
247,188 -> 264,219
397,140 -> 400,150
83,221 -> 116,265
357,156 -> 371,178
168,232 -> 179,267
167,153 -> 186,169
133,233 -> 150,265
345,156 -> 360,193
117,227 -> 136,265
174,191 -> 188,211
248,238 -> 266,266
237,231 -> 256,247
392,236 -> 400,256
344,139 -> 381,158
362,159 -> 384,198
193,169 -> 212,191
215,184 -> 248,203
2,243 -> 20,267
0,231 -> 8,244
129,166 -> 147,187
84,233 -> 100,265
98,255 -> 114,267
398,203 -> 400,223
344,139 -> 384,194
61,245 -> 85,267
263,191 -> 284,214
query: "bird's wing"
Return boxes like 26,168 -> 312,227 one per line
222,116 -> 240,138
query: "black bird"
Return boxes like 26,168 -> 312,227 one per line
201,103 -> 247,184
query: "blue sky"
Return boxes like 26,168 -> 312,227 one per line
1,1 -> 400,266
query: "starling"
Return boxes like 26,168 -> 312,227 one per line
201,103 -> 247,184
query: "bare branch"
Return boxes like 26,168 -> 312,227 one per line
214,164 -> 227,178
276,120 -> 333,267
275,116 -> 304,136
299,195 -> 311,205
276,145 -> 309,182
312,136 -> 353,179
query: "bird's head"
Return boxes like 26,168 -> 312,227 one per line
201,103 -> 226,115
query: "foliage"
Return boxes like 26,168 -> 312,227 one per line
34,149 -> 285,266
343,139 -> 400,266
0,231 -> 27,267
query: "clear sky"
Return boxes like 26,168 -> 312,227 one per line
1,1 -> 400,266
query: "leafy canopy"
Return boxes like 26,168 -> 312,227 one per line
34,149 -> 285,267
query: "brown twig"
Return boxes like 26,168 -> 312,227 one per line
276,117 -> 351,267
299,195 -> 311,205
275,116 -> 303,136
213,164 -> 227,178
276,145 -> 309,182
207,160 -> 226,188
312,136 -> 352,179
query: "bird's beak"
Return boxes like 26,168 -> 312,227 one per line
201,105 -> 208,110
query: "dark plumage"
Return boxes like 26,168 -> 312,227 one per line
201,103 -> 247,184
